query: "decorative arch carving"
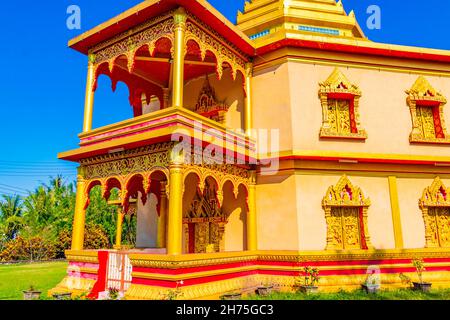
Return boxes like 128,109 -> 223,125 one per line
406,76 -> 450,144
419,177 -> 450,247
102,177 -> 122,201
184,17 -> 246,81
319,68 -> 367,140
322,175 -> 372,250
91,16 -> 175,67
124,174 -> 147,212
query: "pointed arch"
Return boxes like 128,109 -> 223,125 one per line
84,180 -> 102,210
102,177 -> 123,201
322,175 -> 372,250
123,174 -> 146,213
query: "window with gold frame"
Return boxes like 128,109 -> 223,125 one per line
406,76 -> 450,144
319,68 -> 367,140
419,177 -> 450,248
322,175 -> 372,250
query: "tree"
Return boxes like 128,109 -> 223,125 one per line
0,176 -> 138,262
0,195 -> 23,241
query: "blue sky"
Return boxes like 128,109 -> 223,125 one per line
0,0 -> 449,195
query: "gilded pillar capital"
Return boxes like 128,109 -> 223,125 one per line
249,170 -> 257,185
173,7 -> 187,27
88,53 -> 96,65
76,166 -> 87,182
245,62 -> 253,78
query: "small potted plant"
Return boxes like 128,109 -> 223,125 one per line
399,273 -> 413,288
297,266 -> 320,294
411,258 -> 432,292
220,291 -> 242,300
256,281 -> 274,297
23,285 -> 42,300
52,292 -> 72,300
160,280 -> 184,300
361,270 -> 381,294
107,288 -> 122,300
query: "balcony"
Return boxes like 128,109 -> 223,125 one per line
59,107 -> 255,164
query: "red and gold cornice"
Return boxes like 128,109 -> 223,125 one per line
59,107 -> 256,163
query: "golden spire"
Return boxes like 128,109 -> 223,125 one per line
237,0 -> 366,45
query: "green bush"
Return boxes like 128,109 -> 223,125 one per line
54,229 -> 72,258
0,236 -> 56,262
84,224 -> 110,250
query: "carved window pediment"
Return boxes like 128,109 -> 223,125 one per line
420,177 -> 450,208
322,175 -> 372,250
184,179 -> 224,222
406,76 -> 450,144
319,68 -> 367,140
322,175 -> 371,208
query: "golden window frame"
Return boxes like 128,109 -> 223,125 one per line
322,175 -> 372,250
406,76 -> 450,144
318,68 -> 367,140
419,177 -> 450,248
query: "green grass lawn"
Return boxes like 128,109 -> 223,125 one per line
248,288 -> 450,300
1,261 -> 450,300
0,261 -> 68,300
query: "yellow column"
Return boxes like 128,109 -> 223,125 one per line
71,169 -> 87,250
388,176 -> 404,249
167,164 -> 184,255
114,207 -> 125,249
162,88 -> 170,109
83,56 -> 96,132
247,171 -> 258,251
244,63 -> 253,133
172,8 -> 187,108
157,183 -> 167,248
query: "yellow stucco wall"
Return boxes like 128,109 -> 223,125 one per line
257,171 -> 450,251
222,183 -> 247,252
251,57 -> 450,251
287,61 -> 450,156
252,63 -> 293,152
252,59 -> 450,156
256,174 -> 299,250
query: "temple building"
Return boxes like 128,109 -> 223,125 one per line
52,0 -> 450,299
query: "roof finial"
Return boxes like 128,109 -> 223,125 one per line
349,10 -> 356,19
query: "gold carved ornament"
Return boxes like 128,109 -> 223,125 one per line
318,68 -> 367,140
322,175 -> 372,250
183,175 -> 236,254
184,15 -> 247,81
406,76 -> 450,144
79,144 -> 171,212
194,75 -> 230,124
183,161 -> 250,201
91,14 -> 175,74
419,177 -> 450,248
88,11 -> 248,93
